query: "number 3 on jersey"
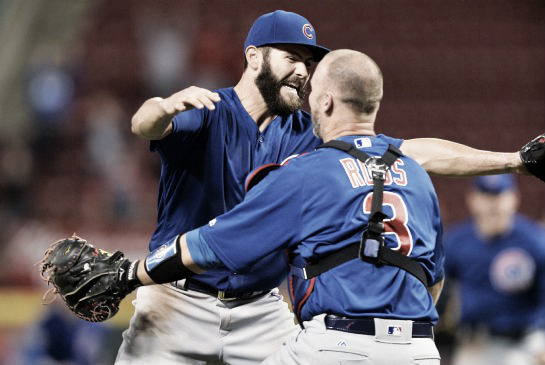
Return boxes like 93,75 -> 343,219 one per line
363,192 -> 414,256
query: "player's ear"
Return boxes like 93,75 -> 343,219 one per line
373,102 -> 381,115
245,46 -> 261,71
323,93 -> 334,116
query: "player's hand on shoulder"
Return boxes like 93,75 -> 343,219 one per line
160,86 -> 221,115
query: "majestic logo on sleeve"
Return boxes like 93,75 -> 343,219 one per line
302,24 -> 314,39
490,247 -> 535,293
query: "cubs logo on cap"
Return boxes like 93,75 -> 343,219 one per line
302,24 -> 314,39
244,10 -> 329,61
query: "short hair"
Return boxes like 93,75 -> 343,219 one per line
326,54 -> 383,114
243,46 -> 271,70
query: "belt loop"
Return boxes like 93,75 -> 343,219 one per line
217,291 -> 237,301
171,279 -> 188,291
290,266 -> 308,280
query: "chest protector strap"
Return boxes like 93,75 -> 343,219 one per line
292,140 -> 430,287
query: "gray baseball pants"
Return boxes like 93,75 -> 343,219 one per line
261,314 -> 441,365
114,283 -> 298,365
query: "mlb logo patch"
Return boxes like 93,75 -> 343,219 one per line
354,137 -> 372,149
387,326 -> 403,336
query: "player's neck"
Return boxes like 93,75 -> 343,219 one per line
321,114 -> 376,142
234,80 -> 276,131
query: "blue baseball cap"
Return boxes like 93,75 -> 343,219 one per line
473,174 -> 516,194
244,10 -> 330,61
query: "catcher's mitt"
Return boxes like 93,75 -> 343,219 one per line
38,235 -> 139,322
520,133 -> 545,183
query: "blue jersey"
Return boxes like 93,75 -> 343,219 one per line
444,216 -> 545,332
148,87 -> 320,290
197,135 -> 444,323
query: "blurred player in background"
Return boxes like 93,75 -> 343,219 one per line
444,174 -> 545,365
122,9 -> 532,365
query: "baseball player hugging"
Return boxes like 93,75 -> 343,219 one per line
37,19 -> 545,362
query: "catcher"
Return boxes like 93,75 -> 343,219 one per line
38,132 -> 545,323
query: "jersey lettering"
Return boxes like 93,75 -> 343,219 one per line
341,158 -> 407,188
340,158 -> 365,188
363,191 -> 413,256
357,159 -> 395,185
391,160 -> 407,186
357,159 -> 373,186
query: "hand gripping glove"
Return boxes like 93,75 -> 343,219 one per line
38,235 -> 141,322
520,133 -> 545,183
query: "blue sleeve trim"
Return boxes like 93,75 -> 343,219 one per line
186,228 -> 223,269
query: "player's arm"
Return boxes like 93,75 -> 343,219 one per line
131,86 -> 221,140
133,168 -> 299,286
400,138 -> 526,176
135,233 -> 207,285
39,165 -> 300,323
107,165 -> 294,289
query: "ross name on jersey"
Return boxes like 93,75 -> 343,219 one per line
339,157 -> 407,188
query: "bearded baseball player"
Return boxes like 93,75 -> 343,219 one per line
51,49 -> 445,364
37,9 -> 545,365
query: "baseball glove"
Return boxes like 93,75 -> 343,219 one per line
520,133 -> 545,183
38,235 -> 138,322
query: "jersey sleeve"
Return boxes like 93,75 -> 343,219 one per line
150,107 -> 208,155
196,165 -> 304,272
378,134 -> 404,150
185,228 -> 223,269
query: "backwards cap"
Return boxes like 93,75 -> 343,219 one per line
244,10 -> 330,61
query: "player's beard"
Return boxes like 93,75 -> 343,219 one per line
255,57 -> 308,116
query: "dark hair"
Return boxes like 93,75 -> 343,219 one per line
243,46 -> 271,70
